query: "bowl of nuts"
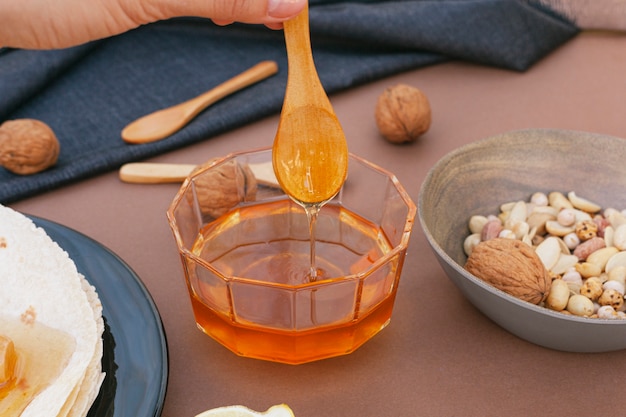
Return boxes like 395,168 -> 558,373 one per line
418,128 -> 626,352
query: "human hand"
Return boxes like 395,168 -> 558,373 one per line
0,0 -> 307,49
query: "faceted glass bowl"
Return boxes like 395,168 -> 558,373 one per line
167,147 -> 416,364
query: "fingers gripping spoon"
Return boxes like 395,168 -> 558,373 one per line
271,3 -> 349,280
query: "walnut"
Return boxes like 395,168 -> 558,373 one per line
375,84 -> 431,144
465,238 -> 552,305
190,159 -> 258,219
0,119 -> 60,175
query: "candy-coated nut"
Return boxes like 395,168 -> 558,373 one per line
580,277 -> 603,301
598,289 -> 624,309
575,220 -> 598,241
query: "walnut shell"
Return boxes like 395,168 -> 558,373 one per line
190,159 -> 258,219
375,84 -> 431,143
0,119 -> 60,175
465,238 -> 552,305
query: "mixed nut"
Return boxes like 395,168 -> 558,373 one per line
464,191 -> 626,319
0,119 -> 60,175
374,84 -> 431,144
188,158 -> 258,219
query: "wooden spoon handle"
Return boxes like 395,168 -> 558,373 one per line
282,4 -> 330,112
119,161 -> 278,186
121,60 -> 278,144
187,60 -> 279,116
119,163 -> 196,183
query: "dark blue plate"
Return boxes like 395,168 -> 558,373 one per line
31,216 -> 168,417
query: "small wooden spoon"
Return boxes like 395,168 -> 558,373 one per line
271,4 -> 348,205
121,60 -> 278,144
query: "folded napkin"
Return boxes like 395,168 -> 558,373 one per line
0,0 -> 582,203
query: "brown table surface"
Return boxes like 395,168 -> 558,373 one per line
11,31 -> 626,417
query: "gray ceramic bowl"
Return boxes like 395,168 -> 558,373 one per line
418,128 -> 626,352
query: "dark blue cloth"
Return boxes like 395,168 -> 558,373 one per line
0,0 -> 578,203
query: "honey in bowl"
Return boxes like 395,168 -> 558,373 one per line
189,199 -> 397,363
0,316 -> 75,415
168,149 -> 416,364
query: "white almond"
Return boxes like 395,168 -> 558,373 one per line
545,220 -> 575,237
612,224 -> 626,251
586,246 -> 620,271
532,205 -> 559,217
605,251 -> 626,274
607,210 -> 626,229
568,191 -> 602,213
551,254 -> 579,275
535,236 -> 561,271
549,191 -> 573,211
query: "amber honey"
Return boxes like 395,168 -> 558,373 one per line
189,290 -> 397,364
0,317 -> 75,414
187,199 -> 402,364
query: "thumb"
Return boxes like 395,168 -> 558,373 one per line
163,0 -> 307,26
